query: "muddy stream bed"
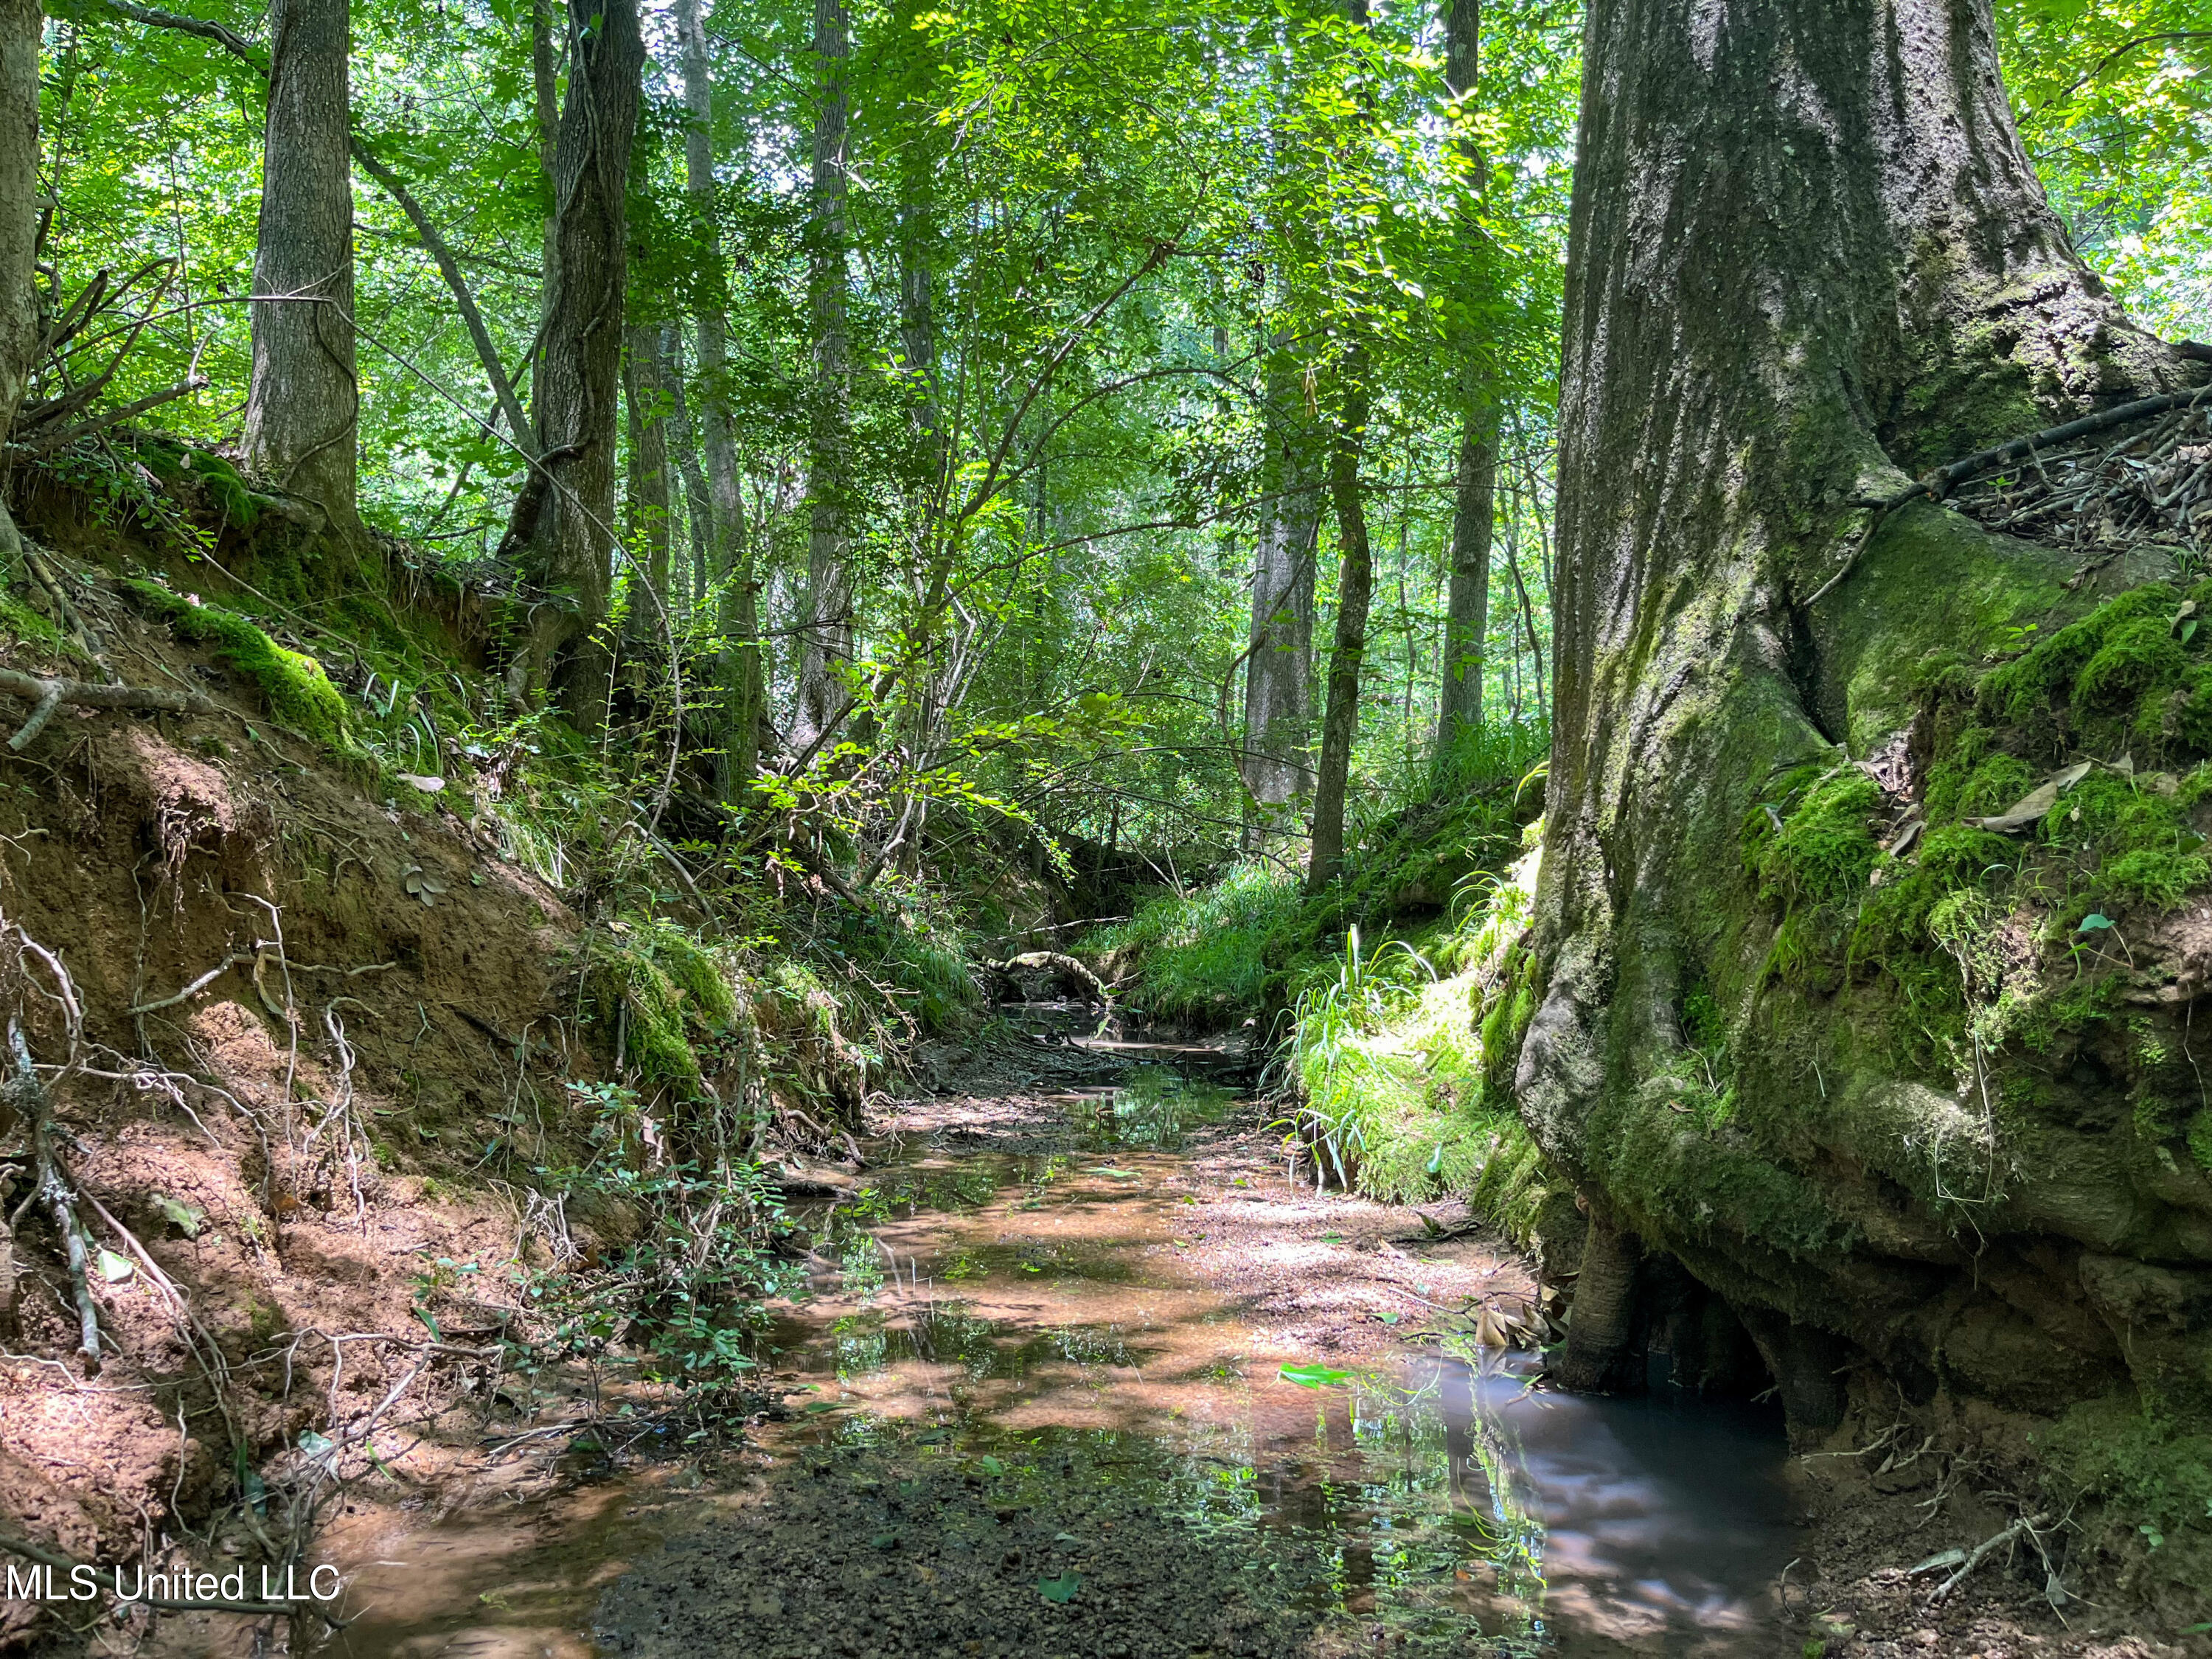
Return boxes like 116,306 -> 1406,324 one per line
315,1026 -> 1799,1659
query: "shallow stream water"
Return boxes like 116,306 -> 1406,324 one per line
321,1043 -> 1799,1659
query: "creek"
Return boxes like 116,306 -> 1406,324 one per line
321,1029 -> 1800,1659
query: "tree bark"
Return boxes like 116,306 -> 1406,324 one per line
1436,422 -> 1495,758
1431,0 -> 1494,765
672,0 -> 759,803
622,321 -> 674,650
1242,346 -> 1322,835
529,0 -> 560,441
498,0 -> 645,726
1306,346 -> 1374,896
1551,1203 -> 1641,1392
0,0 -> 38,568
1513,0 -> 2194,1430
794,0 -> 853,752
240,0 -> 356,528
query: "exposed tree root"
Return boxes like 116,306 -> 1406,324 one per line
0,663 -> 217,751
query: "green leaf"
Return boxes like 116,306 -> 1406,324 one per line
1279,1362 -> 1357,1388
2079,913 -> 2115,932
1425,1142 -> 1444,1175
977,1455 -> 1006,1476
156,1195 -> 204,1237
95,1248 -> 135,1283
1037,1571 -> 1082,1604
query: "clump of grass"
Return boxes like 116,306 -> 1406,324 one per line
1084,862 -> 1306,1025
1281,845 -> 1545,1209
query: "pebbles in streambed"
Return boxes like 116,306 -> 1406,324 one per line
594,1436 -> 1329,1658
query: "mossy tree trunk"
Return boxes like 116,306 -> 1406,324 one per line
622,322 -> 674,651
1242,343 -> 1323,838
1308,344 -> 1374,897
499,0 -> 645,729
674,0 -> 760,806
1517,0 -> 2200,1436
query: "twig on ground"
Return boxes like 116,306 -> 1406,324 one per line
1927,1512 -> 2052,1603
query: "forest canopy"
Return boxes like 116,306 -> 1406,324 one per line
10,0 -> 2205,880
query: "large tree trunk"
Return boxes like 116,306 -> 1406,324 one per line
1514,0 -> 2199,1439
1431,0 -> 1494,765
0,0 -> 36,451
793,0 -> 854,753
240,0 -> 355,528
498,0 -> 644,726
1306,348 -> 1374,895
1242,347 -> 1321,838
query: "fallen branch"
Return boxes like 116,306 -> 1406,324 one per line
0,664 -> 218,751
995,950 -> 1113,1008
1924,1512 -> 2051,1603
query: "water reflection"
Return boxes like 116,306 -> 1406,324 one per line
1061,1066 -> 1237,1151
785,1304 -> 1790,1655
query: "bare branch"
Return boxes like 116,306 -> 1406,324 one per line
0,664 -> 218,751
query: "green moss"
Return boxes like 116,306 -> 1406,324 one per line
2188,1110 -> 2212,1172
1921,724 -> 1997,821
125,580 -> 352,749
587,939 -> 708,1100
1481,941 -> 1540,1103
1951,752 -> 2036,821
2101,848 -> 2211,912
1585,1085 -> 1847,1259
2073,616 -> 2189,714
1983,582 -> 2178,726
187,451 -> 260,526
1756,769 -> 1883,908
642,925 -> 738,1029
0,588 -> 77,658
2042,1395 -> 2212,1543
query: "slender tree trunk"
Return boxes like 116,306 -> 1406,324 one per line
240,0 -> 355,527
1432,0 -> 1494,765
622,321 -> 673,650
0,0 -> 36,449
672,0 -> 759,801
529,0 -> 560,440
1514,0 -> 2196,1433
498,0 -> 645,726
1242,346 -> 1322,836
1436,424 -> 1495,759
794,0 -> 853,752
1306,347 -> 1374,895
666,342 -> 713,603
